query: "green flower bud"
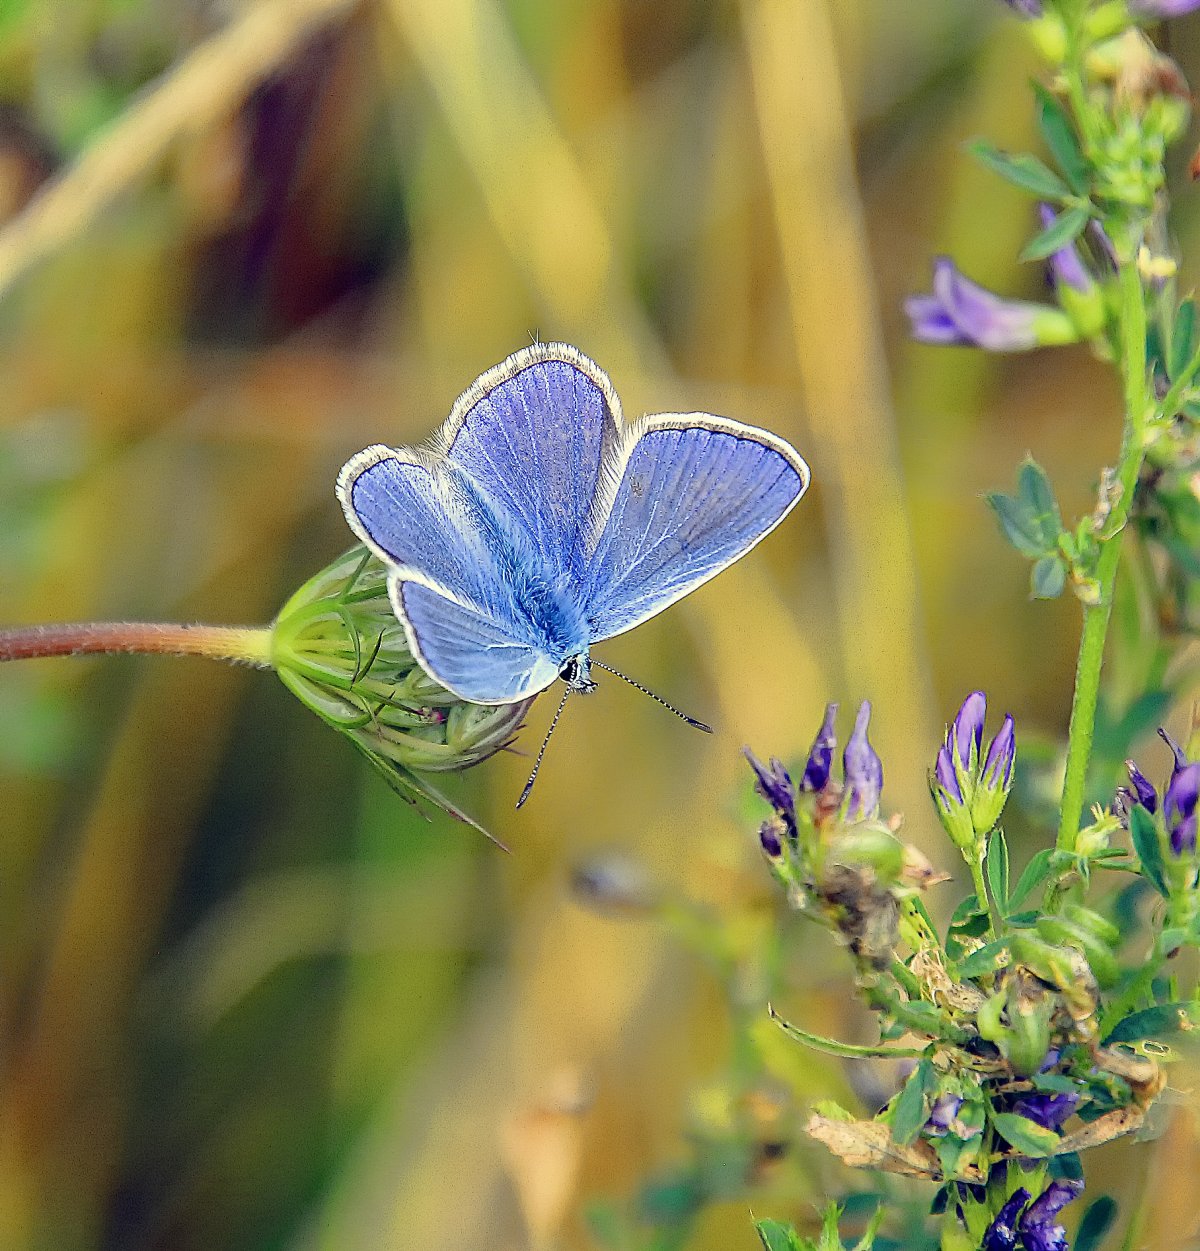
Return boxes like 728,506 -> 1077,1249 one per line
270,546 -> 532,822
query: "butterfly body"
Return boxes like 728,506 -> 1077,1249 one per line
337,344 -> 809,707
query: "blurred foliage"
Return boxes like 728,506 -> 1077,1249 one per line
2,1 -> 1200,1250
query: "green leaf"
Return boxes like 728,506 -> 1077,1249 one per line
851,1206 -> 885,1251
890,1059 -> 934,1146
1171,299 -> 1197,382
1129,804 -> 1169,897
1074,1197 -> 1118,1251
1104,1001 -> 1200,1043
987,491 -> 1048,558
1033,84 -> 1090,195
990,1111 -> 1063,1157
756,1219 -> 809,1251
968,139 -> 1071,199
1008,848 -> 1055,912
1020,205 -> 1091,263
1031,555 -> 1067,599
987,830 -> 1010,908
1018,458 -> 1063,545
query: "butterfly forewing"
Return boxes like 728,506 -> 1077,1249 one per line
584,418 -> 809,643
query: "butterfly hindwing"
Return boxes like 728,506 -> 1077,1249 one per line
584,417 -> 809,642
394,580 -> 561,704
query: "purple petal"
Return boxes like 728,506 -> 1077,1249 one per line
1000,0 -> 1044,13
1125,759 -> 1158,813
936,743 -> 962,803
801,702 -> 838,792
843,700 -> 883,820
1158,727 -> 1189,772
1165,761 -> 1200,854
1011,1092 -> 1078,1129
952,691 -> 987,769
760,821 -> 783,858
1039,204 -> 1093,294
1019,1180 -> 1084,1251
904,294 -> 972,345
745,748 -> 797,827
925,1093 -> 962,1136
982,714 -> 1016,789
982,1189 -> 1031,1251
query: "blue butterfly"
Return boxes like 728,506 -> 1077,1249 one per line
337,344 -> 809,797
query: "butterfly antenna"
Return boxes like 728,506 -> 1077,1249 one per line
591,660 -> 713,733
516,686 -> 571,809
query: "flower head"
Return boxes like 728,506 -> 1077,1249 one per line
925,1092 -> 963,1137
906,258 -> 1076,352
932,693 -> 1017,850
1018,1180 -> 1084,1251
843,701 -> 883,820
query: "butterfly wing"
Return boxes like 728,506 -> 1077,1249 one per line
337,449 -> 565,702
436,343 -> 622,577
584,416 -> 809,642
393,580 -> 561,704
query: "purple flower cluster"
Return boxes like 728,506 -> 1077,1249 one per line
982,1181 -> 1085,1251
1119,727 -> 1200,853
932,691 -> 1016,849
746,700 -> 884,843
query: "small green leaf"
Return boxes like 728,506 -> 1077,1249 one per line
1171,299 -> 1197,382
1104,1001 -> 1200,1043
1129,804 -> 1169,897
968,139 -> 1071,199
1008,848 -> 1055,912
1074,1196 -> 1118,1251
1031,555 -> 1067,599
987,830 -> 1010,908
1020,205 -> 1091,263
1034,84 -> 1090,195
1018,458 -> 1063,544
890,1059 -> 935,1146
990,1111 -> 1062,1157
987,491 -> 1048,558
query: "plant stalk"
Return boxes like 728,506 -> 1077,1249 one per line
0,621 -> 274,667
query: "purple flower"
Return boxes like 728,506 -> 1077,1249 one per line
745,749 -> 797,835
843,701 -> 883,820
983,1189 -> 1031,1251
1011,1092 -> 1078,1129
1018,1180 -> 1084,1251
906,260 -> 1040,351
999,0 -> 1043,14
801,702 -> 838,792
1039,205 -> 1093,295
1124,759 -> 1158,812
953,691 -> 988,770
1165,761 -> 1200,854
982,714 -> 1017,791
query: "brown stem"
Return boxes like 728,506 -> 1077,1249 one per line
0,622 -> 274,667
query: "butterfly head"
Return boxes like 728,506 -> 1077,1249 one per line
560,653 -> 597,694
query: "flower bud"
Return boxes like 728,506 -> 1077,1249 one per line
843,701 -> 883,820
1018,1180 -> 1084,1251
1165,761 -> 1200,855
271,546 -> 532,819
982,1189 -> 1030,1251
801,702 -> 838,792
972,714 -> 1016,833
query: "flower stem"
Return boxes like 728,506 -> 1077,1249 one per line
0,621 -> 274,667
1057,249 -> 1152,856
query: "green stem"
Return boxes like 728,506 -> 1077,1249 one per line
0,621 -> 274,667
1057,250 -> 1152,856
767,1004 -> 927,1059
970,854 -> 1003,939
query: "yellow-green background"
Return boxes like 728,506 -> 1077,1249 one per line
0,1 -> 1197,1248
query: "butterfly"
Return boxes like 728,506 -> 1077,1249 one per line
337,343 -> 810,801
